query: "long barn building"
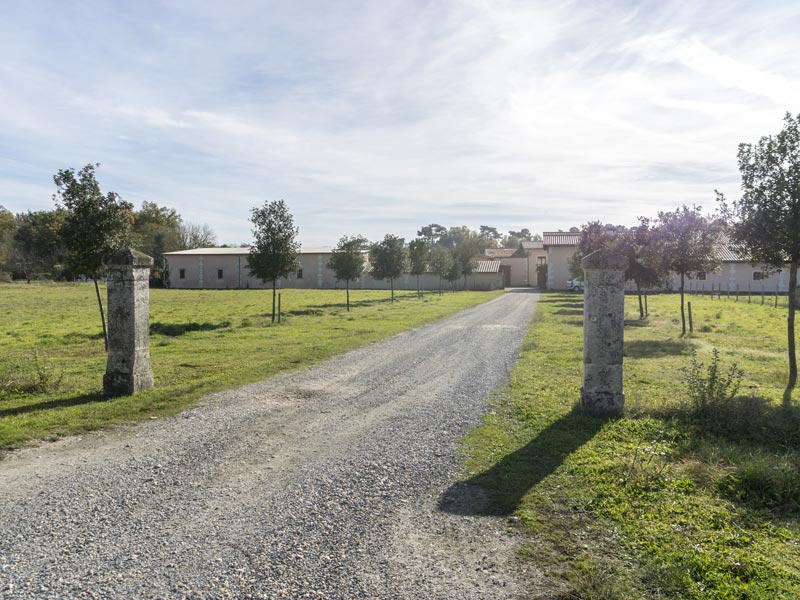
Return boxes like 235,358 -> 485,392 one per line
163,247 -> 505,291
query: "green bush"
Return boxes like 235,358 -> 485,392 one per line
683,348 -> 744,416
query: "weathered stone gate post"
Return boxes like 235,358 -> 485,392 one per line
580,250 -> 628,417
103,248 -> 155,396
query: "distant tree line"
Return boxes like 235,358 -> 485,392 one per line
0,175 -> 217,285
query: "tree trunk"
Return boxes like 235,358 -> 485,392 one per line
346,280 -> 350,312
417,274 -> 420,299
272,279 -> 277,323
637,281 -> 644,319
390,278 -> 394,302
784,260 -> 798,404
93,274 -> 109,352
680,272 -> 686,336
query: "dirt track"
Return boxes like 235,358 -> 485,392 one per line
0,290 -> 540,599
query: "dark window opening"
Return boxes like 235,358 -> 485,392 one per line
179,268 -> 186,279
297,269 -> 303,279
753,271 -> 765,280
218,269 -> 224,279
696,272 -> 706,280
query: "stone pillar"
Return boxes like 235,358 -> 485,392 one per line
103,248 -> 155,396
580,250 -> 628,417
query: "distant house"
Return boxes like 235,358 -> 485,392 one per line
483,240 -> 547,288
163,247 -> 504,291
542,232 -> 582,290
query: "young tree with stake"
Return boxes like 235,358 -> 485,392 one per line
54,164 -> 133,351
407,238 -> 429,298
653,205 -> 720,336
429,244 -> 452,296
328,235 -> 368,311
246,200 -> 300,323
369,234 -> 406,302
720,112 -> 800,403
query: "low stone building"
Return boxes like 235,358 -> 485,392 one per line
163,247 -> 504,291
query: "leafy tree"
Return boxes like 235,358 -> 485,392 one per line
246,199 -> 300,323
568,220 -> 666,318
0,206 -> 17,279
328,235 -> 368,311
453,234 -> 484,288
407,238 -> 429,298
617,219 -> 664,318
417,223 -> 447,245
568,222 -> 625,280
444,249 -> 462,291
653,205 -> 720,336
429,244 -> 452,296
719,112 -> 800,402
55,164 -> 133,350
479,225 -> 501,245
178,221 -> 217,249
369,234 -> 406,302
13,209 -> 69,282
132,201 -> 183,280
503,228 -> 539,248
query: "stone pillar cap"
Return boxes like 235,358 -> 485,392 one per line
104,247 -> 154,268
581,249 -> 629,271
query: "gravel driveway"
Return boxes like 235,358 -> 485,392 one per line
0,290 -> 540,599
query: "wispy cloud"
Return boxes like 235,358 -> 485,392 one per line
1,0 -> 799,244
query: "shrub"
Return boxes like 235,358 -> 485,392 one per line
683,348 -> 744,416
718,452 -> 800,513
0,351 -> 64,396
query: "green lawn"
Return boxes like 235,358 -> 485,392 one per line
457,292 -> 800,599
0,283 -> 501,452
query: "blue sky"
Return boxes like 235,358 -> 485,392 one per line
2,0 -> 799,245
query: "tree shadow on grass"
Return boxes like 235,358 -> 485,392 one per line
303,298 -> 395,310
624,319 -> 650,328
0,391 -> 106,418
624,339 -> 694,359
149,321 -> 231,336
285,309 -> 325,317
553,309 -> 583,316
664,397 -> 800,515
548,301 -> 584,309
439,411 -> 606,516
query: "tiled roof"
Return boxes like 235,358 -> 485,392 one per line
164,246 -> 333,256
521,240 -> 543,250
542,232 -> 581,246
473,260 -> 501,274
714,235 -> 747,262
484,248 -> 517,258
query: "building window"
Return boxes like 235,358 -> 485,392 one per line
297,269 -> 303,279
753,271 -> 765,280
696,272 -> 706,280
218,269 -> 224,279
179,268 -> 186,279
537,256 -> 546,266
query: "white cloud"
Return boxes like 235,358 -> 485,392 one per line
0,1 -> 798,244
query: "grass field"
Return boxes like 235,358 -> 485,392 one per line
0,283 -> 501,452
457,292 -> 800,599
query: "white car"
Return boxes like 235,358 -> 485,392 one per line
566,279 -> 584,292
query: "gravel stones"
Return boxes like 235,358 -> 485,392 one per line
0,291 -> 540,599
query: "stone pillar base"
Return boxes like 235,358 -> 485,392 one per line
580,388 -> 625,417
